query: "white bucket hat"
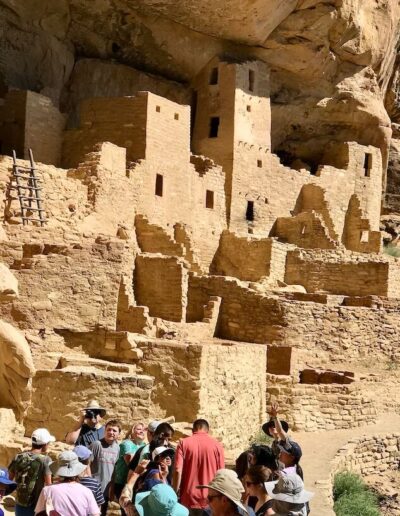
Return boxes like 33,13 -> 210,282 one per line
50,451 -> 86,478
265,473 -> 314,504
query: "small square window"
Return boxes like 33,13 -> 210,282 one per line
246,200 -> 254,221
155,174 -> 163,196
209,117 -> 220,138
360,230 -> 369,243
247,105 -> 251,112
257,160 -> 262,168
206,190 -> 214,209
156,106 -> 161,113
174,113 -> 179,120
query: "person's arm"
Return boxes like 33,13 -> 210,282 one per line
119,460 -> 149,509
269,403 -> 287,441
65,411 -> 85,444
44,457 -> 52,485
34,488 -> 46,514
172,441 -> 183,493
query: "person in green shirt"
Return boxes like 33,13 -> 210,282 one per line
112,422 -> 145,514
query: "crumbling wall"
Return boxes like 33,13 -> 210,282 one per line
25,368 -> 153,439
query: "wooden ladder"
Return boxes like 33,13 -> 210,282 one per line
10,149 -> 46,226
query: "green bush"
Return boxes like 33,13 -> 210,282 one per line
334,491 -> 379,516
249,430 -> 273,446
333,472 -> 380,516
383,245 -> 400,258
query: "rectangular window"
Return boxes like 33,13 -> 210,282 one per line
206,190 -> 214,209
249,70 -> 255,92
174,113 -> 179,120
209,117 -> 220,138
257,159 -> 262,168
156,105 -> 161,112
155,174 -> 163,196
246,200 -> 254,221
364,153 -> 372,177
209,67 -> 219,85
247,105 -> 251,112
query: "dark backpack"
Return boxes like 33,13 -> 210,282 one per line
13,452 -> 44,507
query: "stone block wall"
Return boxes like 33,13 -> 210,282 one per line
266,375 -> 377,432
137,339 -> 266,451
135,254 -> 188,322
0,90 -> 65,165
24,368 -> 154,440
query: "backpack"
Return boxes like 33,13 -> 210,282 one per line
13,452 -> 44,507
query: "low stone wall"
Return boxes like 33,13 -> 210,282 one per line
266,375 -> 376,431
24,368 -> 154,440
327,433 -> 400,507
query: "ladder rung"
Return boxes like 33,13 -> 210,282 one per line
18,196 -> 41,200
20,207 -> 45,212
12,174 -> 42,181
21,217 -> 46,222
13,164 -> 37,171
9,185 -> 42,190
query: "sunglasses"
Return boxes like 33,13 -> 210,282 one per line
207,494 -> 223,502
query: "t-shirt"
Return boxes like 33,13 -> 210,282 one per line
76,425 -> 105,447
8,451 -> 52,507
255,500 -> 274,515
114,440 -> 142,485
128,444 -> 148,472
89,439 -> 119,494
35,482 -> 99,516
79,477 -> 105,506
175,432 -> 225,509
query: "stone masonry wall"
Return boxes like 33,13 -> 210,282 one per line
25,368 -> 154,440
137,339 -> 266,452
266,374 -> 377,432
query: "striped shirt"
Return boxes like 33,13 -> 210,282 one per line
79,476 -> 105,506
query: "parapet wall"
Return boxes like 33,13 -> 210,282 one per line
266,375 -> 377,432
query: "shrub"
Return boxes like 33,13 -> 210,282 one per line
334,491 -> 379,516
333,472 -> 380,516
383,245 -> 400,258
249,430 -> 273,446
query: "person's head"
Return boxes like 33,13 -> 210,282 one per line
198,469 -> 247,515
50,451 -> 86,481
146,420 -> 162,442
153,422 -> 174,445
278,441 -> 302,467
104,419 -> 121,443
0,468 -> 16,500
73,445 -> 93,467
235,450 -> 251,481
130,422 -> 146,443
31,428 -> 55,452
152,446 -> 175,468
135,484 -> 188,516
250,445 -> 278,472
192,419 -> 209,433
83,400 -> 106,428
264,473 -> 313,510
262,419 -> 289,438
244,465 -> 272,498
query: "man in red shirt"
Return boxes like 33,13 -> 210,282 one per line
173,419 -> 225,515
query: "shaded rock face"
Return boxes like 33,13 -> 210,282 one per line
0,0 -> 399,165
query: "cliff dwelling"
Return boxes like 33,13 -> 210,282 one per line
0,1 -> 400,515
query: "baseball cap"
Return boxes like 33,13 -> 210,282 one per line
148,420 -> 162,433
0,468 -> 17,489
152,446 -> 175,461
73,445 -> 92,461
197,469 -> 248,514
265,473 -> 314,504
31,428 -> 55,445
278,440 -> 302,462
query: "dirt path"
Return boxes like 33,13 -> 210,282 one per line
292,413 -> 400,515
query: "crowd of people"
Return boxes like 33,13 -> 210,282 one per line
0,401 -> 314,516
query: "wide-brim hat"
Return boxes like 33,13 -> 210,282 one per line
84,400 -> 106,417
265,479 -> 314,504
0,468 -> 17,489
197,469 -> 248,514
262,419 -> 289,434
50,451 -> 86,478
135,485 -> 188,516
